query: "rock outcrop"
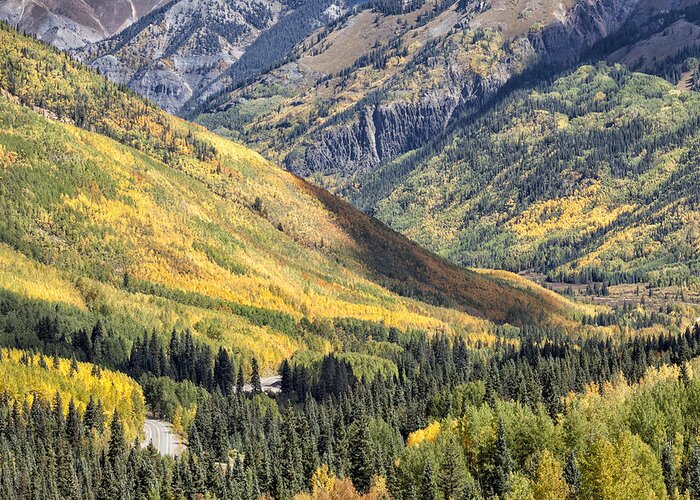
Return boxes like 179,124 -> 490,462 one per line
0,0 -> 165,49
291,0 -> 643,178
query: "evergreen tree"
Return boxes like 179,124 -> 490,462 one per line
108,410 -> 127,465
349,413 -> 373,494
91,320 -> 105,361
251,358 -> 262,394
66,398 -> 82,446
563,450 -> 581,499
56,438 -> 79,500
688,442 -> 700,500
237,366 -> 245,394
439,436 -> 467,499
493,418 -> 512,497
662,441 -> 676,497
214,347 -> 235,394
420,461 -> 438,500
280,359 -> 293,394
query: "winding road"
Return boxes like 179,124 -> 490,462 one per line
142,419 -> 184,457
142,376 -> 281,457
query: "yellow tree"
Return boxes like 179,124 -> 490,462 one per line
532,450 -> 570,500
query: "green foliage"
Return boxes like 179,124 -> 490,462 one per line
139,373 -> 204,421
345,64 -> 700,286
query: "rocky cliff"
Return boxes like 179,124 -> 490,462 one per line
0,0 -> 165,49
76,0 -> 283,113
293,0 -> 643,178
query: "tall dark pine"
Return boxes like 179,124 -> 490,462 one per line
214,347 -> 235,394
251,358 -> 262,394
65,398 -> 82,446
349,413 -> 373,494
420,461 -> 438,500
688,442 -> 700,500
108,410 -> 127,465
439,437 -> 467,499
563,450 -> 581,499
493,419 -> 512,497
84,396 -> 105,432
662,441 -> 676,497
91,320 -> 105,361
280,359 -> 293,394
237,366 -> 245,394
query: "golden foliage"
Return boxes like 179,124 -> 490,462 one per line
406,420 -> 441,447
295,475 -> 390,500
0,244 -> 85,309
532,450 -> 570,500
0,348 -> 145,439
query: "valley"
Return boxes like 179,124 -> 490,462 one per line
2,0 -> 700,497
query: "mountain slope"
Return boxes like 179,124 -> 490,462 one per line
0,0 -> 166,49
192,0 -> 700,289
77,0 -> 351,113
0,24 -> 577,370
194,0 -> 643,169
344,64 -> 700,286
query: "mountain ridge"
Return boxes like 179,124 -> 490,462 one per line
0,23 -> 578,372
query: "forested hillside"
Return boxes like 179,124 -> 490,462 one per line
0,23 -> 574,377
0,348 -> 145,438
192,0 -> 700,293
6,13 -> 700,500
195,0 -> 655,168
346,64 -> 700,287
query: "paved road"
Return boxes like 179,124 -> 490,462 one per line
142,419 -> 184,457
243,375 -> 282,393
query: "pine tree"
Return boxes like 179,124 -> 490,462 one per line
563,450 -> 581,499
662,441 -> 676,497
280,407 -> 303,494
66,398 -> 82,446
280,359 -> 293,394
214,347 -> 235,394
236,366 -> 245,394
439,436 -> 467,499
83,396 -> 105,433
493,418 -> 512,497
688,442 -> 700,500
420,461 -> 438,500
108,410 -> 127,466
349,413 -> 373,494
53,391 -> 65,430
56,437 -> 80,500
69,355 -> 79,378
251,358 -> 262,394
91,320 -> 105,361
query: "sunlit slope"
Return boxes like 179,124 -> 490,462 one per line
0,24 -> 577,366
0,348 -> 145,439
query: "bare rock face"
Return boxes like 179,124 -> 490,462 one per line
76,0 -> 282,114
292,0 -> 644,178
529,0 -> 642,65
0,0 -> 165,49
300,93 -> 465,177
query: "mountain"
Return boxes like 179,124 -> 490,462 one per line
344,63 -> 700,286
0,0 -> 166,48
7,15 -> 700,500
0,23 -> 575,373
194,0 -> 645,166
76,0 -> 354,113
192,0 -> 700,287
